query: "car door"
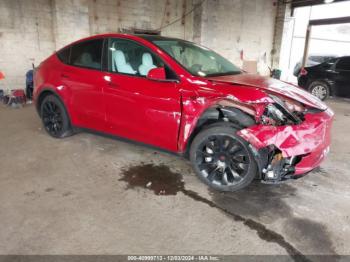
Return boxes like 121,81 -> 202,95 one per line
103,37 -> 181,152
334,57 -> 350,98
61,38 -> 107,131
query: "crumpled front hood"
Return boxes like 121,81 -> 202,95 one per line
206,74 -> 327,110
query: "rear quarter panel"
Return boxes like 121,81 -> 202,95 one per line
34,55 -> 74,120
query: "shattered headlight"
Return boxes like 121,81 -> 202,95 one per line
261,95 -> 303,125
265,104 -> 286,123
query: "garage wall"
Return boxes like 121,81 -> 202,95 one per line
197,0 -> 278,75
0,0 -> 195,91
0,0 -> 281,91
52,0 -> 195,50
0,0 -> 56,90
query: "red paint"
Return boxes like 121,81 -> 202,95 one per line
300,68 -> 308,76
206,74 -> 327,110
147,67 -> 166,80
33,34 -> 334,176
238,109 -> 333,175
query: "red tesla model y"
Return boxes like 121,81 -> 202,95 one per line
34,34 -> 333,192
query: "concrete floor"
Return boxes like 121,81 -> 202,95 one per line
1,99 -> 350,257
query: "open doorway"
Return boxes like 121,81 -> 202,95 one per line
279,1 -> 350,83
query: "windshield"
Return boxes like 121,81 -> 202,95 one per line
152,39 -> 241,77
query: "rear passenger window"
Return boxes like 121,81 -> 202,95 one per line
57,47 -> 71,64
336,57 -> 350,71
70,39 -> 103,70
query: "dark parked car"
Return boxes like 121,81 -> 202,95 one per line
297,56 -> 350,100
293,54 -> 338,77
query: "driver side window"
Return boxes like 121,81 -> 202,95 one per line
108,38 -> 164,76
336,57 -> 350,71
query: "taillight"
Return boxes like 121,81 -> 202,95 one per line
300,68 -> 308,76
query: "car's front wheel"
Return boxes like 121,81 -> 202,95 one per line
308,80 -> 329,101
189,123 -> 257,192
40,94 -> 73,138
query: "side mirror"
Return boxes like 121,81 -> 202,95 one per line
147,67 -> 166,81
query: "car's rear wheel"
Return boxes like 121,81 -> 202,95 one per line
40,95 -> 73,138
189,124 -> 257,192
308,81 -> 329,101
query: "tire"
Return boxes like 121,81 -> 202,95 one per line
189,123 -> 258,192
40,95 -> 73,138
308,80 -> 330,101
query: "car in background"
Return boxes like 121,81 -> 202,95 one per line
297,56 -> 350,100
293,54 -> 338,77
34,34 -> 333,192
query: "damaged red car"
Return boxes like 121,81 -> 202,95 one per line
33,34 -> 334,192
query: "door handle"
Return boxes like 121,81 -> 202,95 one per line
61,73 -> 70,78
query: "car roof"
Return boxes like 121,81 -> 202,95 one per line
308,54 -> 338,57
57,33 -> 185,52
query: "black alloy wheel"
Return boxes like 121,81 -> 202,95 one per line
190,124 -> 257,192
40,95 -> 73,138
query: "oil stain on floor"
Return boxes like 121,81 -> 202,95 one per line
119,163 -> 184,195
119,163 -> 322,262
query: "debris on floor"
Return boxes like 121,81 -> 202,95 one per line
2,89 -> 26,108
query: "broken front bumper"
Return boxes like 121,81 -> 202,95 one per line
237,108 -> 334,177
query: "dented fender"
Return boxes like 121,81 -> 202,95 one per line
177,83 -> 272,152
